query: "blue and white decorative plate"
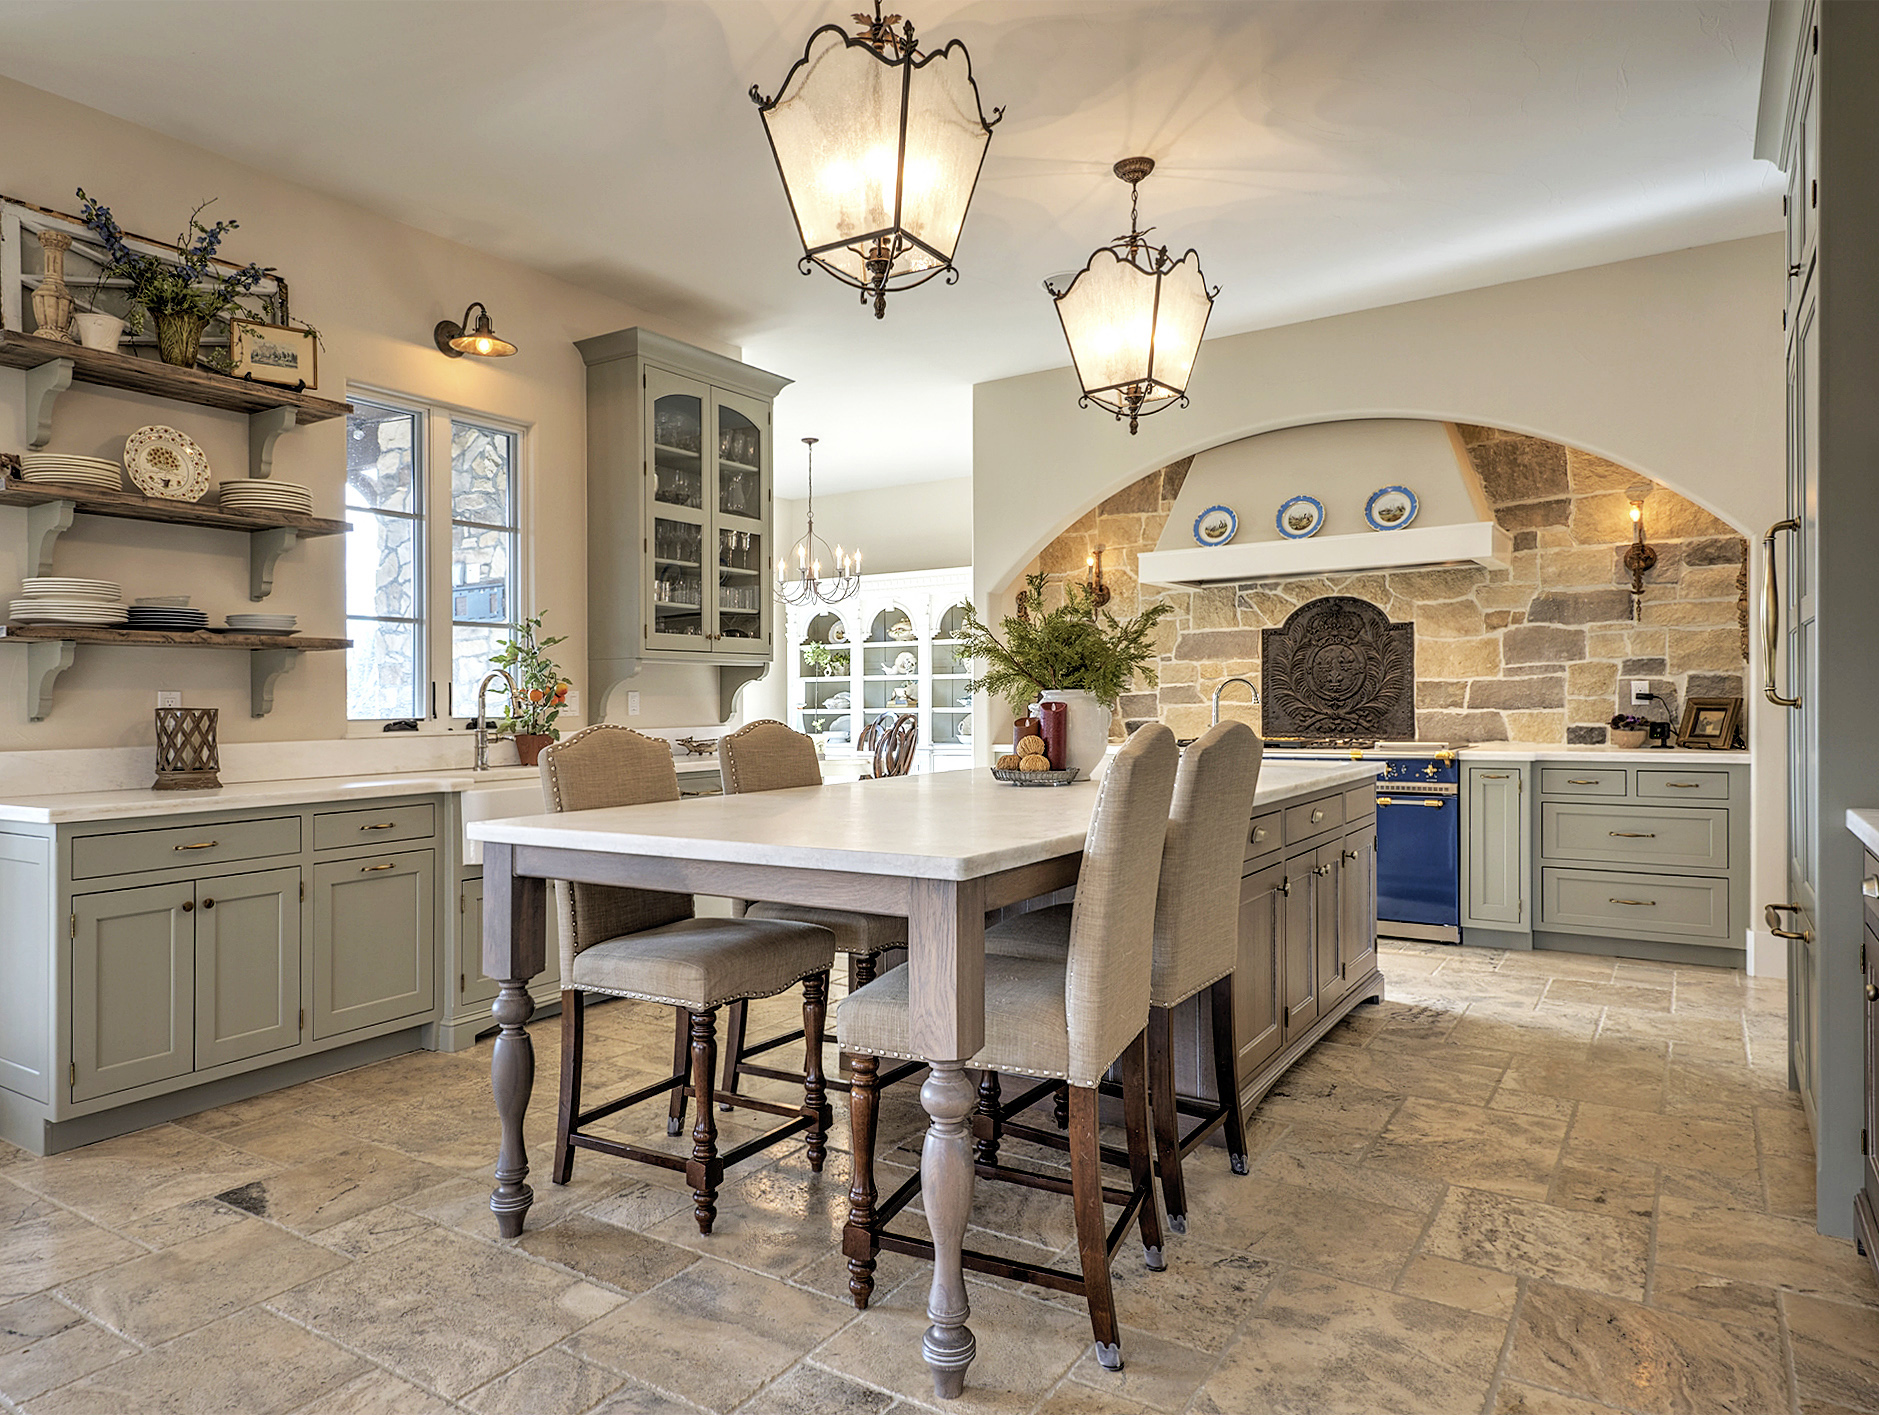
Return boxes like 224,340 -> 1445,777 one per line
1275,495 -> 1325,539
1364,485 -> 1418,531
1193,504 -> 1238,547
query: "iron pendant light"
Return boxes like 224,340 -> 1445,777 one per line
1047,158 -> 1217,433
750,3 -> 1003,319
776,438 -> 861,606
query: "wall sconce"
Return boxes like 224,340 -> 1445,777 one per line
434,302 -> 517,358
1623,483 -> 1657,619
1085,544 -> 1112,610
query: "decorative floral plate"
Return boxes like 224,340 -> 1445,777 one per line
1193,504 -> 1238,546
124,425 -> 211,502
1365,485 -> 1419,531
1275,495 -> 1325,539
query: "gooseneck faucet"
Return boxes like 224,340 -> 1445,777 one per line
474,669 -> 517,771
1212,676 -> 1260,726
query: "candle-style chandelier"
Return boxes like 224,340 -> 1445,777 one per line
776,438 -> 861,606
750,2 -> 1003,319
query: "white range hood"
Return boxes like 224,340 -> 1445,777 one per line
1136,419 -> 1509,587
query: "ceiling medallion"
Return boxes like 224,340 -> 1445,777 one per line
776,438 -> 861,606
1046,157 -> 1218,434
750,3 -> 1003,319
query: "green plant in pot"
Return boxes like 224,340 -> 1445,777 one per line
801,641 -> 848,677
957,568 -> 1172,773
488,614 -> 570,765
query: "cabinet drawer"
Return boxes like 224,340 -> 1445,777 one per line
1285,793 -> 1345,842
1541,867 -> 1730,940
313,803 -> 435,852
1245,811 -> 1282,864
71,816 -> 302,881
1540,767 -> 1628,797
1542,803 -> 1728,870
1636,769 -> 1730,802
1343,784 -> 1378,823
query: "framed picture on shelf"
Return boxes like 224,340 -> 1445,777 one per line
228,319 -> 318,390
1676,695 -> 1743,750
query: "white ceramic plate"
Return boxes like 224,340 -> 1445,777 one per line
22,578 -> 120,593
124,426 -> 211,502
132,595 -> 191,607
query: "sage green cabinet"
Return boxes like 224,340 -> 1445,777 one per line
194,866 -> 301,1069
1313,841 -> 1348,1010
456,874 -> 498,1013
1463,765 -> 1528,931
1234,862 -> 1286,1079
1281,856 -> 1317,1034
311,849 -> 435,1040
72,882 -> 195,1102
1339,821 -> 1379,985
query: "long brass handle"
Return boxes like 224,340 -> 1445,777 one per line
360,861 -> 396,873
1377,796 -> 1444,807
1763,518 -> 1802,708
174,840 -> 218,851
1665,782 -> 1702,789
1481,773 -> 1511,779
1609,897 -> 1656,907
1566,779 -> 1600,786
360,821 -> 397,831
1765,901 -> 1814,941
1609,831 -> 1657,838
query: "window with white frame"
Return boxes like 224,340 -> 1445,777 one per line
345,394 -> 523,724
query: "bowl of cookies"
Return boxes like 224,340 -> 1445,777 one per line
990,733 -> 1082,786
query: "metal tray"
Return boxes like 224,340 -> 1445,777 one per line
989,766 -> 1081,787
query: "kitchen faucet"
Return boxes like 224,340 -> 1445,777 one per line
474,669 -> 517,771
1212,676 -> 1260,726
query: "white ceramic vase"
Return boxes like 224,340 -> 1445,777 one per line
70,312 -> 125,350
1037,688 -> 1112,777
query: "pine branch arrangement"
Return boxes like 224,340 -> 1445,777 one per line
956,569 -> 1172,711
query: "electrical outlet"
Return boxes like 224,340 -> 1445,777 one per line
1630,680 -> 1652,706
156,690 -> 182,709
627,691 -> 641,716
564,689 -> 579,714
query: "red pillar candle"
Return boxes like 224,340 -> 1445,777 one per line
1036,700 -> 1068,770
1013,714 -> 1041,751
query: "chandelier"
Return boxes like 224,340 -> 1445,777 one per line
776,438 -> 861,606
1046,157 -> 1217,434
750,3 -> 1003,319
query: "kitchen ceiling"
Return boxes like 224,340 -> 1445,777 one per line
0,1 -> 1777,496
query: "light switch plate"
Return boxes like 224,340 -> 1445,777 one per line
564,689 -> 579,714
1630,680 -> 1651,706
156,690 -> 182,709
627,691 -> 641,716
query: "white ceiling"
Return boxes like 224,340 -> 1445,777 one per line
0,1 -> 1778,496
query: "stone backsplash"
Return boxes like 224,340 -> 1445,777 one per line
1022,424 -> 1749,745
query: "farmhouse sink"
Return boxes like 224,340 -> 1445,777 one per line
460,777 -> 547,866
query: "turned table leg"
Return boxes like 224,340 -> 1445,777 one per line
483,843 -> 548,1239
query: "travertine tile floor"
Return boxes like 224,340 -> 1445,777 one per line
4,941 -> 1877,1414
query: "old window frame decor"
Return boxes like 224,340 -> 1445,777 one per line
229,317 -> 318,390
1676,695 -> 1743,750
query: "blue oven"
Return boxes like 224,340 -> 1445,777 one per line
1372,756 -> 1460,943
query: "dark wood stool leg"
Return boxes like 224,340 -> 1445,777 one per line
552,990 -> 583,1186
1068,1082 -> 1123,1370
801,972 -> 832,1172
1210,976 -> 1250,1174
666,1007 -> 690,1137
719,998 -> 748,1111
1120,1031 -> 1166,1271
853,950 -> 879,988
973,1070 -> 1002,1166
844,1054 -> 881,1308
687,1008 -> 724,1234
1146,1005 -> 1187,1232
1054,1084 -> 1070,1131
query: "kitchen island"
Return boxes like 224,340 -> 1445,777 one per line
469,757 -> 1379,1400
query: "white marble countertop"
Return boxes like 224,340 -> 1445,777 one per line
469,759 -> 1379,882
1848,809 -> 1879,857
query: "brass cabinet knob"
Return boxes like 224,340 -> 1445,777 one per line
180,900 -> 193,913
1867,983 -> 1878,1003
1865,876 -> 1879,899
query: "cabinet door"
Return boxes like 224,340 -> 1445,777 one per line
1340,822 -> 1379,983
1865,921 -> 1879,1226
1464,767 -> 1527,927
711,389 -> 771,655
457,874 -> 499,1012
312,849 -> 436,1039
1314,842 -> 1347,1009
1282,861 -> 1317,1035
645,367 -> 711,651
1234,863 -> 1286,1082
195,866 -> 301,1069
72,882 -> 194,1101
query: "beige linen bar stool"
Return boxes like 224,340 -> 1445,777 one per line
539,724 -> 836,1233
981,720 -> 1263,1232
839,724 -> 1181,1371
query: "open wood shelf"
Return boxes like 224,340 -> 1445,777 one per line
0,471 -> 348,537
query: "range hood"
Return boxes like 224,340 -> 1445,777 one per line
1136,420 -> 1510,587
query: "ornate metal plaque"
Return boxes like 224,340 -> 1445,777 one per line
1261,597 -> 1416,739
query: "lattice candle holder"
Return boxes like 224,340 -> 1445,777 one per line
153,707 -> 222,790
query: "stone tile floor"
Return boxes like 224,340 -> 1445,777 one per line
3,941 -> 1876,1414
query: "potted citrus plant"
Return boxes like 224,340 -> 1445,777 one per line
489,614 -> 570,765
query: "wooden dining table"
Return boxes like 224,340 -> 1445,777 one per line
467,759 -> 1375,1399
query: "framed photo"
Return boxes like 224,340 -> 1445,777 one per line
228,319 -> 318,390
1676,695 -> 1742,750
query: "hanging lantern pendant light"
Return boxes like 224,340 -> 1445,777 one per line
776,437 -> 862,607
751,1 -> 1003,319
1048,157 -> 1218,433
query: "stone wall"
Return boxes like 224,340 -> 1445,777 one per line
1022,425 -> 1749,745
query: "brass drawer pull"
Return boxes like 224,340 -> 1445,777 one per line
1609,831 -> 1657,838
1666,782 -> 1701,789
1609,897 -> 1656,906
360,861 -> 396,873
174,840 -> 218,851
1378,796 -> 1444,808
1567,778 -> 1600,785
360,821 -> 398,831
1481,773 -> 1510,779
1765,901 -> 1813,941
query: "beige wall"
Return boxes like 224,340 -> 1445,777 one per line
0,74 -> 738,749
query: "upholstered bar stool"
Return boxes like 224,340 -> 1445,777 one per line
539,724 -> 836,1233
981,720 -> 1263,1232
839,724 -> 1180,1371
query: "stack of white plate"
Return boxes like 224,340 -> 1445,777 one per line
224,613 -> 297,636
9,577 -> 128,626
217,480 -> 313,515
18,454 -> 123,491
127,603 -> 209,631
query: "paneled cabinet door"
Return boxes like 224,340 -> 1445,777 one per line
1865,920 -> 1879,1228
644,367 -> 712,652
1234,862 -> 1286,1083
1282,861 -> 1317,1036
1313,842 -> 1348,1009
311,850 -> 436,1040
195,866 -> 301,1069
457,875 -> 498,1012
1340,822 -> 1379,983
1464,768 -> 1527,928
711,389 -> 771,655
72,882 -> 194,1101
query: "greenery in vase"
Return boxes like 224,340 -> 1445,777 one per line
489,614 -> 570,739
74,188 -> 272,323
801,642 -> 848,677
957,568 -> 1172,711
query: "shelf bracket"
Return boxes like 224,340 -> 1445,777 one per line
25,498 -> 74,576
249,526 -> 298,602
248,405 -> 296,479
251,647 -> 300,717
23,358 -> 73,450
25,639 -> 75,721
716,663 -> 768,722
